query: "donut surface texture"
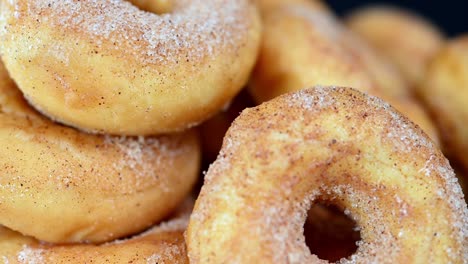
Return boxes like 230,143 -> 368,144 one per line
347,6 -> 444,85
249,0 -> 407,102
187,87 -> 467,263
0,0 -> 261,135
419,36 -> 468,172
0,62 -> 200,243
0,211 -> 191,263
248,0 -> 439,145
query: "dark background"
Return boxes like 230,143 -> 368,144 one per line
327,1 -> 467,37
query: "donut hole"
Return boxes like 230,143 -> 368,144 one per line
128,0 -> 172,15
304,202 -> 361,262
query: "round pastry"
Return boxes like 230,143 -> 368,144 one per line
187,87 -> 467,263
0,62 -> 200,244
346,6 -> 444,85
419,36 -> 468,171
248,1 -> 439,145
249,0 -> 408,102
0,0 -> 261,135
0,199 -> 194,264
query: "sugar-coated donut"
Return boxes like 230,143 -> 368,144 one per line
419,36 -> 468,172
346,6 -> 444,85
187,87 -> 467,263
0,0 -> 261,135
0,62 -> 200,244
248,0 -> 440,145
0,199 -> 194,264
249,0 -> 407,101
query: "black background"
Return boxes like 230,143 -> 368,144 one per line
327,1 -> 468,37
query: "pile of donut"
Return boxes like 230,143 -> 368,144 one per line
0,0 -> 466,263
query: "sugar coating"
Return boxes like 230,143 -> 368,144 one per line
145,244 -> 183,264
189,87 -> 468,263
284,5 -> 343,41
14,216 -> 189,264
103,134 -> 189,190
17,247 -> 45,264
8,0 -> 252,65
108,216 -> 189,245
288,87 -> 467,261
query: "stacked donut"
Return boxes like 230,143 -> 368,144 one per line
0,0 -> 467,263
0,0 -> 261,262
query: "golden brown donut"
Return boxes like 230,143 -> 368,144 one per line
249,0 -> 407,101
0,198 -> 194,264
418,36 -> 468,172
0,62 -> 200,244
187,87 -> 467,263
0,0 -> 261,135
248,1 -> 440,145
346,6 -> 444,85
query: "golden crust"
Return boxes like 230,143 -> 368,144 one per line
248,1 -> 439,145
346,6 -> 444,85
0,207 -> 192,264
384,96 -> 440,146
249,1 -> 407,101
0,0 -> 261,135
0,62 -> 201,244
419,36 -> 468,172
187,87 -> 467,263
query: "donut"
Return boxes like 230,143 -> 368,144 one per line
248,0 -> 440,144
249,0 -> 407,101
0,0 -> 261,135
418,36 -> 468,172
0,61 -> 200,244
187,87 -> 467,263
346,6 -> 444,85
0,198 -> 194,264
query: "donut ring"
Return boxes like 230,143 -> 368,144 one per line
346,6 -> 444,85
0,62 -> 200,244
0,0 -> 261,135
249,0 -> 407,102
249,0 -> 440,145
419,36 -> 468,172
0,198 -> 193,264
187,87 -> 467,263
